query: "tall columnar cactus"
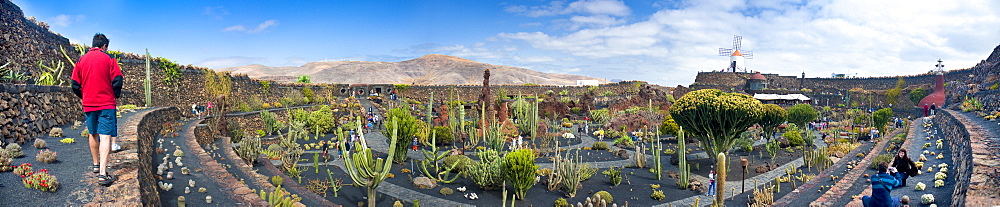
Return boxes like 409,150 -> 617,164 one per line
714,153 -> 727,207
426,92 -> 434,126
144,48 -> 152,107
342,118 -> 400,207
652,130 -> 663,180
677,127 -> 689,189
486,121 -> 505,151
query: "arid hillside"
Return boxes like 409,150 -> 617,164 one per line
217,54 -> 608,85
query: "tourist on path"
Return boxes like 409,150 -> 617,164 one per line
931,103 -> 937,116
923,104 -> 930,117
862,163 -> 902,207
890,149 -> 918,187
71,33 -> 123,186
706,170 -> 717,196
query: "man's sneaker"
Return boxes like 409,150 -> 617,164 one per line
112,143 -> 122,152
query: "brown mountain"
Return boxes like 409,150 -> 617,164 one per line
216,54 -> 608,85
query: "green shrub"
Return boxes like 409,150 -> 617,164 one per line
870,154 -> 894,169
502,149 -> 538,199
431,126 -> 454,145
302,87 -> 315,103
991,83 -> 999,90
308,105 -> 336,134
592,142 -> 610,150
732,138 -> 754,152
783,130 -> 804,147
593,190 -> 613,204
441,155 -> 472,172
554,198 -> 570,207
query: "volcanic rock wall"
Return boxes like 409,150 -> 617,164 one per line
0,0 -> 76,81
0,84 -> 79,143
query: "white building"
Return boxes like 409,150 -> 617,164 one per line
576,80 -> 600,86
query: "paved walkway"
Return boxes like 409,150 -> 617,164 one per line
811,126 -> 905,207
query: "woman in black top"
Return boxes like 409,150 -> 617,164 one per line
890,148 -> 918,186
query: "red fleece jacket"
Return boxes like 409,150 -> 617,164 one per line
71,47 -> 124,112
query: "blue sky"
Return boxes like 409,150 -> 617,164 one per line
14,0 -> 1000,86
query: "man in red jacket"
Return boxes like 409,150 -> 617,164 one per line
71,33 -> 123,186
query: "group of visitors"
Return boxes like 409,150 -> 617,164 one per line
862,148 -> 919,207
922,103 -> 937,117
190,102 -> 212,117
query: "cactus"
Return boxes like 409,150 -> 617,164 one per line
326,169 -> 344,197
634,145 -> 647,168
426,92 -> 434,125
258,186 -> 296,207
341,118 -> 402,207
418,131 -> 462,183
557,150 -> 596,198
144,48 -> 151,107
502,149 -> 538,200
652,130 -> 663,180
714,153 -> 727,207
677,127 -> 689,189
235,134 -> 261,166
464,149 -> 503,190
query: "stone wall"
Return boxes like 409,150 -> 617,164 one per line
0,0 -> 76,81
931,111 -> 973,206
0,84 -> 79,143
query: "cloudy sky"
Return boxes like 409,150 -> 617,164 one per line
15,0 -> 1000,86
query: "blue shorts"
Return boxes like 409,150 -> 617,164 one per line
85,109 -> 118,137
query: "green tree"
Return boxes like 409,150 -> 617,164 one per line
296,75 -> 311,83
886,78 -> 905,106
872,108 -> 893,133
909,88 -> 928,106
758,104 -> 787,141
786,104 -> 817,127
668,89 -> 763,161
382,107 -> 421,163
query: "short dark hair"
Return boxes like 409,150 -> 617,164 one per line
877,163 -> 889,172
92,33 -> 109,48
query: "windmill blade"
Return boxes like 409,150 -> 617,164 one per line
733,35 -> 742,51
719,48 -> 733,56
743,51 -> 753,59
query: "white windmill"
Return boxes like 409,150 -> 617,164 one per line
719,35 -> 753,72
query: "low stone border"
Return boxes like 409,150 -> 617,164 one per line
938,110 -> 1000,206
185,119 -> 271,206
84,107 -> 180,206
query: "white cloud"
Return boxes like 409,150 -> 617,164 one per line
203,6 -> 229,19
197,56 -> 268,68
506,0 -> 630,17
48,14 -> 84,27
223,25 -> 246,32
494,0 -> 1000,85
222,20 -> 279,33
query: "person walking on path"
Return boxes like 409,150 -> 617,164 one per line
890,149 -> 918,186
923,104 -> 930,117
706,170 -> 717,196
930,103 -> 937,116
72,33 -> 123,186
862,163 -> 902,207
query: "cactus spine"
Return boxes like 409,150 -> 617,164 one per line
341,118 -> 401,207
714,153 -> 727,207
677,127 -> 689,189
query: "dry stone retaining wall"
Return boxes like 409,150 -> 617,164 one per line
932,111 -> 975,206
0,84 -> 79,143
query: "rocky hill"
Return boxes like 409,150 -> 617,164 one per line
217,54 -> 608,85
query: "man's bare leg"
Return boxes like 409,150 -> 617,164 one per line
99,134 -> 112,176
89,134 -> 99,166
